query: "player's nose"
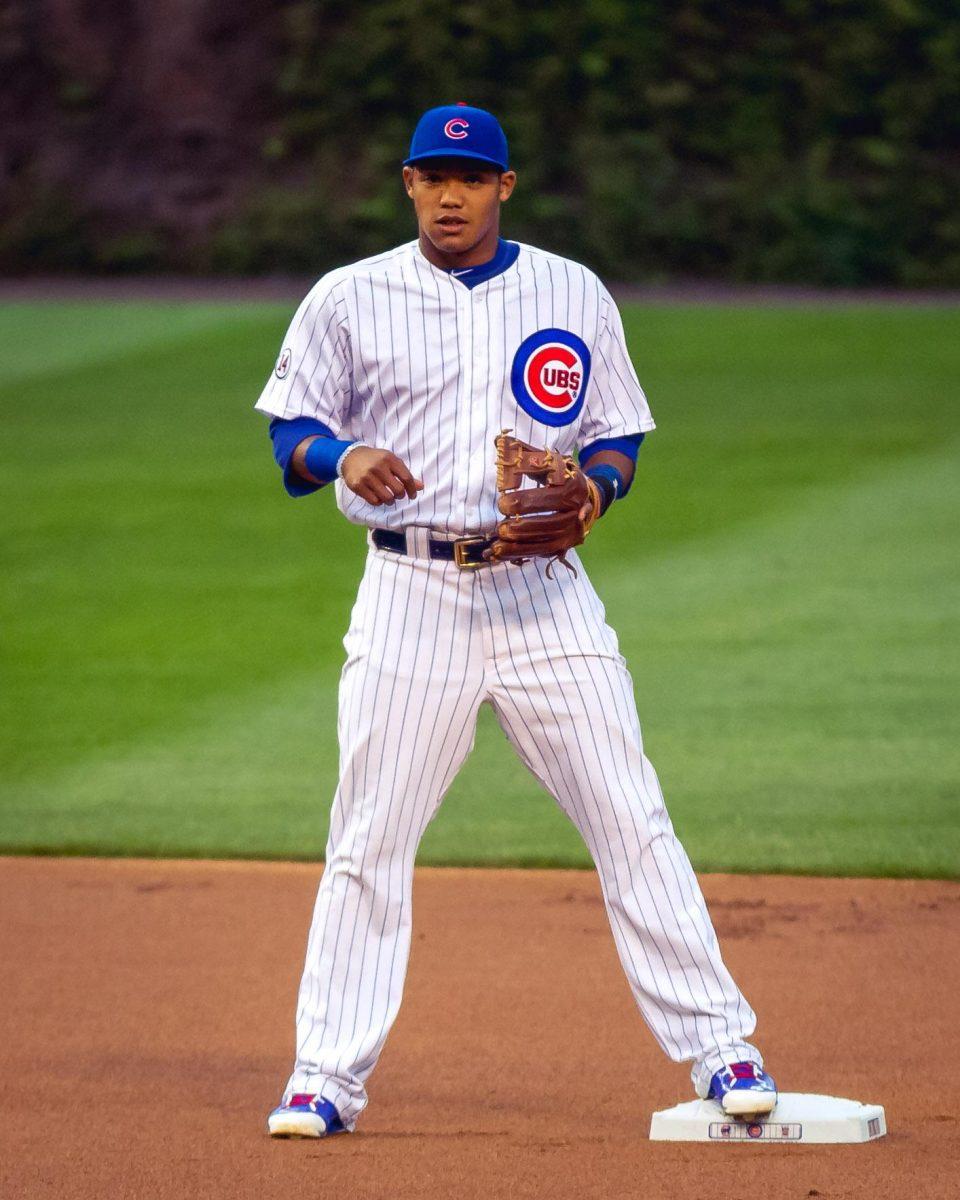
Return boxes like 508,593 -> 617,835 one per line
439,184 -> 465,207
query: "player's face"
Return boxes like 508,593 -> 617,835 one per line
404,161 -> 516,261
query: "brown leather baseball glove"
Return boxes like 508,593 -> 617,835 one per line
486,430 -> 602,575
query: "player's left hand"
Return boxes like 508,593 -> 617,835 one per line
486,431 -> 601,573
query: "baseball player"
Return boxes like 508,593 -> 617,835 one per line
257,104 -> 777,1138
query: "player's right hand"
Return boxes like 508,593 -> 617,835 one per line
341,446 -> 424,506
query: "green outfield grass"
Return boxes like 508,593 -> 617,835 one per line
1,298 -> 958,876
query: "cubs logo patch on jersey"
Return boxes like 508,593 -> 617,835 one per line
510,328 -> 591,427
275,347 -> 292,379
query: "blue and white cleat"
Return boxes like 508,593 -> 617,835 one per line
267,1093 -> 347,1139
707,1062 -> 778,1118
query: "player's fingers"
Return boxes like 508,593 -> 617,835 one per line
352,482 -> 379,505
365,473 -> 398,504
400,477 -> 424,499
354,476 -> 394,505
370,464 -> 408,500
384,455 -> 422,500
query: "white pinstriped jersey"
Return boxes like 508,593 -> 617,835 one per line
255,240 -> 655,535
261,241 -> 767,1125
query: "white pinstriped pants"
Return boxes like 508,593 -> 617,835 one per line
286,533 -> 762,1127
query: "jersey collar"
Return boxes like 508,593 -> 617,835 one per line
417,238 -> 520,290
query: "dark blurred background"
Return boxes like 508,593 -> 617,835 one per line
2,0 -> 958,284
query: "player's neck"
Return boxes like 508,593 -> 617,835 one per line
417,226 -> 502,271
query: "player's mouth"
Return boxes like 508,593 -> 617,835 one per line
436,216 -> 468,232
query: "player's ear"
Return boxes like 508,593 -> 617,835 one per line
402,166 -> 416,198
499,171 -> 517,202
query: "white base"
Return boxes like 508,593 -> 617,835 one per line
649,1093 -> 886,1144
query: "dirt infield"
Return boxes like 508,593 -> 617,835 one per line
2,859 -> 957,1199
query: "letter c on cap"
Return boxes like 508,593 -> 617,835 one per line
444,118 -> 469,140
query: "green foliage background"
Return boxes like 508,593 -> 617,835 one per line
242,0 -> 960,285
2,0 -> 959,283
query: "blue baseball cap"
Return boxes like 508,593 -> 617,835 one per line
404,104 -> 509,172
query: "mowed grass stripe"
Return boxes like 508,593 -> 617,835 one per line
1,302 -> 957,875
0,301 -> 260,388
3,437 -> 957,874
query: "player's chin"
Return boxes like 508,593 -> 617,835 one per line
431,221 -> 473,248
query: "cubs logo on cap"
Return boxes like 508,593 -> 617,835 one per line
510,328 -> 591,427
405,104 -> 509,171
443,117 -> 470,140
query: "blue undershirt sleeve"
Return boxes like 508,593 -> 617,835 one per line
578,432 -> 645,498
268,415 -> 336,497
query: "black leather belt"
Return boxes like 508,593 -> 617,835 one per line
372,528 -> 494,570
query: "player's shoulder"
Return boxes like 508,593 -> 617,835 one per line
508,242 -> 614,316
298,243 -> 416,307
338,241 -> 419,280
512,242 -> 614,301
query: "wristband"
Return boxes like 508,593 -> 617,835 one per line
584,463 -> 623,516
303,435 -> 360,484
336,441 -> 371,479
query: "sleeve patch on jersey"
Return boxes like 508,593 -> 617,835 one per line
275,347 -> 292,379
510,328 -> 591,427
